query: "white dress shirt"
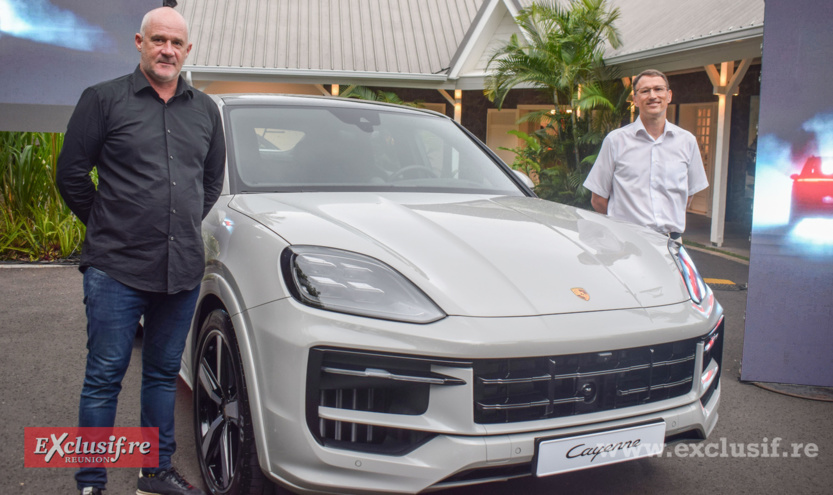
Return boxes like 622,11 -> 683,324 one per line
583,118 -> 708,234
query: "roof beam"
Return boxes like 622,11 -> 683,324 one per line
704,64 -> 721,87
438,89 -> 456,106
438,90 -> 463,123
726,58 -> 753,94
706,59 -> 753,95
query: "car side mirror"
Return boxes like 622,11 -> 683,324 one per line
512,169 -> 535,189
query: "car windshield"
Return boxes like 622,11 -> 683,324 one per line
226,104 -> 525,195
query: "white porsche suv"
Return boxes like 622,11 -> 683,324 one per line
181,94 -> 723,494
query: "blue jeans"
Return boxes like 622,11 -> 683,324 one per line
75,267 -> 199,489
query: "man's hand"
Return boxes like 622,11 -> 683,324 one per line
591,193 -> 609,214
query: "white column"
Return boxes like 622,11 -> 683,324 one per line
711,62 -> 733,247
704,59 -> 752,247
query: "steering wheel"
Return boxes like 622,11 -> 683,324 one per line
389,165 -> 439,181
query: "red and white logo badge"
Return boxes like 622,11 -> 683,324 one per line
24,427 -> 159,468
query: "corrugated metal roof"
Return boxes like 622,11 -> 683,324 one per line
515,0 -> 764,60
179,0 -> 764,87
178,0 -> 484,75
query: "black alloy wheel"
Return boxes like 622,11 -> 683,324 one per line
194,309 -> 276,495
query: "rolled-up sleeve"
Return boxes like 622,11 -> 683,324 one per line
56,88 -> 104,225
583,134 -> 615,199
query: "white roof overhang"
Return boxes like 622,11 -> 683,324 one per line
606,25 -> 764,76
186,66 -> 454,89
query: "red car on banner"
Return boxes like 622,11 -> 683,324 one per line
790,156 -> 833,222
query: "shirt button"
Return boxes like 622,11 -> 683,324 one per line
167,129 -> 171,133
170,155 -> 174,160
172,209 -> 177,214
170,236 -> 175,241
172,181 -> 176,186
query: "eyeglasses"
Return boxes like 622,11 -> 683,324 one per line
636,86 -> 668,97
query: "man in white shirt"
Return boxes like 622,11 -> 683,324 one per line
583,69 -> 708,236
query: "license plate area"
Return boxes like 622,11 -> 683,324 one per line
535,421 -> 665,477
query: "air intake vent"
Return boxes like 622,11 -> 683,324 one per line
307,348 -> 466,454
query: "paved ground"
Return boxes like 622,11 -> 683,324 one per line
0,265 -> 202,494
2,250 -> 831,494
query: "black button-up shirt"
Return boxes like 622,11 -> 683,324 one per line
57,66 -> 226,294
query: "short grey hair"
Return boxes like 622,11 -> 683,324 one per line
633,69 -> 670,91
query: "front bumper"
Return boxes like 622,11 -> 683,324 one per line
239,298 -> 722,494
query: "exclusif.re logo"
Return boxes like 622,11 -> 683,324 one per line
571,287 -> 590,301
24,427 -> 159,468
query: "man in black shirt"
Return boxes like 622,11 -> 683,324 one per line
57,6 -> 224,495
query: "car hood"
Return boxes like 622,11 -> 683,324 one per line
229,192 -> 689,317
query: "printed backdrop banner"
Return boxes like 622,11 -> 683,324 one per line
742,0 -> 833,386
0,0 -> 160,132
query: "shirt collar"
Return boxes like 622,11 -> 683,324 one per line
131,65 -> 193,99
632,116 -> 676,140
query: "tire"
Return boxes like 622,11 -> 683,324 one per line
193,309 -> 278,495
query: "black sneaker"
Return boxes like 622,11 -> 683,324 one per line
136,468 -> 205,495
80,488 -> 103,495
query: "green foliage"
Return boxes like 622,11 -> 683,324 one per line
0,131 -> 85,261
499,130 -> 544,178
340,85 -> 423,107
484,0 -> 629,208
485,0 -> 621,112
534,153 -> 593,208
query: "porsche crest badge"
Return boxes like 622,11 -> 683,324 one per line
571,287 -> 590,301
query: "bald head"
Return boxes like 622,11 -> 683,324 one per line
140,7 -> 189,39
135,6 -> 192,92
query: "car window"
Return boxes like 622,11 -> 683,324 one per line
226,105 -> 524,195
799,157 -> 833,177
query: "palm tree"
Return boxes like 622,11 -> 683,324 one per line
340,85 -> 422,107
485,0 -> 622,169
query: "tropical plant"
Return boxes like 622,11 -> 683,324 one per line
484,0 -> 626,207
499,130 -> 545,179
0,131 -> 86,260
486,0 -> 621,164
340,85 -> 423,107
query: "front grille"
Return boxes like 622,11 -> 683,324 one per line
307,348 -> 467,454
473,339 -> 698,424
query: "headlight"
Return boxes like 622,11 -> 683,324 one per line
668,240 -> 708,304
280,246 -> 445,324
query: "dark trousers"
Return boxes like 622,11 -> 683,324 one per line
75,267 -> 199,489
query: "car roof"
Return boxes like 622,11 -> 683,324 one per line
210,93 -> 449,119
